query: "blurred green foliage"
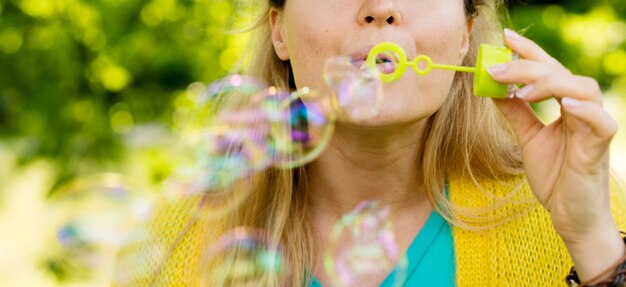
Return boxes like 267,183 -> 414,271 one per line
2,0 -> 626,191
510,0 -> 626,91
0,0 -> 251,191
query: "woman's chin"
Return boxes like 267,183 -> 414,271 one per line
336,109 -> 414,128
330,77 -> 440,127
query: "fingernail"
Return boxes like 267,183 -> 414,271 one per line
516,84 -> 534,99
488,63 -> 507,75
561,97 -> 580,108
505,28 -> 521,41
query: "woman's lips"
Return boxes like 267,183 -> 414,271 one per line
350,59 -> 366,69
349,45 -> 374,68
376,61 -> 396,74
349,47 -> 398,74
349,58 -> 396,74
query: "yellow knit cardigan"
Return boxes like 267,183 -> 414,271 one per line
115,175 -> 626,286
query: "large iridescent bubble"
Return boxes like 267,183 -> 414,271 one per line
50,173 -> 153,281
172,75 -> 337,192
166,75 -> 337,220
273,87 -> 336,168
324,201 -> 408,287
175,75 -> 275,193
324,56 -> 384,121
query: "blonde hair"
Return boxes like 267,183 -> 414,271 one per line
201,0 -> 528,285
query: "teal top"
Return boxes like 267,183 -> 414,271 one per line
309,210 -> 455,287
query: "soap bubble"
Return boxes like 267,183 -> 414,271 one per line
324,56 -> 384,121
54,173 -> 151,249
159,171 -> 259,222
198,227 -> 290,286
50,173 -> 153,281
324,201 -> 407,287
166,75 -> 337,220
174,119 -> 274,194
174,75 -> 277,194
273,87 -> 337,168
183,75 -> 268,134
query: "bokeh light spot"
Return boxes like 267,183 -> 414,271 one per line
83,29 -> 107,50
30,25 -> 58,50
0,28 -> 24,54
140,3 -> 163,27
186,82 -> 206,103
609,76 -> 626,96
603,49 -> 626,76
163,2 -> 185,21
110,103 -> 134,134
219,47 -> 241,71
19,0 -> 55,18
111,111 -> 134,134
542,5 -> 565,30
100,65 -> 131,92
607,21 -> 626,46
561,5 -> 616,56
210,1 -> 231,22
71,100 -> 96,123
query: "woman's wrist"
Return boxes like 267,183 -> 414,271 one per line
563,226 -> 626,285
566,232 -> 626,286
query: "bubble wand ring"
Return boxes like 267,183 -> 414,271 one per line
367,42 -> 515,98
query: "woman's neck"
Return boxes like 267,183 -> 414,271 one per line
305,121 -> 434,287
306,120 -> 430,220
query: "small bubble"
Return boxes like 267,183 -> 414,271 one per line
324,201 -> 408,287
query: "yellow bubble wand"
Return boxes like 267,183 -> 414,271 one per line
367,42 -> 515,98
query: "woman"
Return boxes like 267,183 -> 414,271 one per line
115,0 -> 626,286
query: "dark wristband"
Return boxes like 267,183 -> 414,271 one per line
566,232 -> 626,287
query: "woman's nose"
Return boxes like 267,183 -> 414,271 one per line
358,0 -> 402,26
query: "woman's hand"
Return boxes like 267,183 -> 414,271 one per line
489,28 -> 625,283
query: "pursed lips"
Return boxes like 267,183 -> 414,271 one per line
349,45 -> 398,73
349,45 -> 374,69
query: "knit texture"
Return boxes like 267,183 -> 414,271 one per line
114,193 -> 209,286
450,175 -> 626,287
114,175 -> 626,286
